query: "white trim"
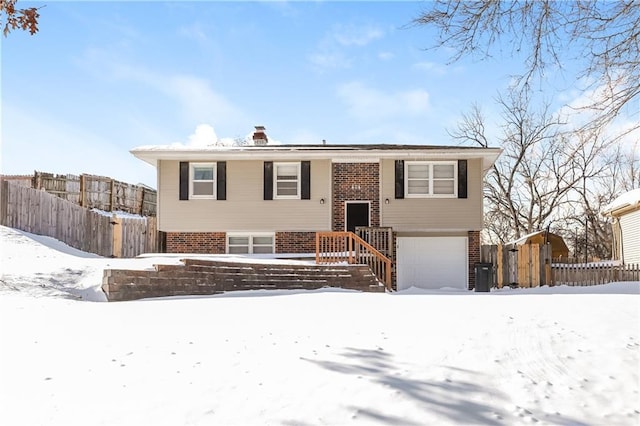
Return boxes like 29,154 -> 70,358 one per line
405,161 -> 457,198
344,201 -> 371,232
189,162 -> 216,199
331,158 -> 380,163
226,232 -> 275,254
273,162 -> 301,200
132,146 -> 502,172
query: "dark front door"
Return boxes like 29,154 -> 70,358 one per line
346,202 -> 370,233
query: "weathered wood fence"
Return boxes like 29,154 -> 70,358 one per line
28,171 -> 156,216
482,243 -> 640,288
553,262 -> 640,286
0,180 -> 157,258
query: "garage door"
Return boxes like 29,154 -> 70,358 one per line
396,237 -> 468,291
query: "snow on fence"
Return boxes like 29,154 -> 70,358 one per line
482,243 -> 640,287
0,180 -> 157,258
552,262 -> 640,286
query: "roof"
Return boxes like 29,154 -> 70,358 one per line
130,143 -> 502,171
603,188 -> 640,216
508,230 -> 555,246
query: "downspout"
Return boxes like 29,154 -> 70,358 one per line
617,217 -> 625,265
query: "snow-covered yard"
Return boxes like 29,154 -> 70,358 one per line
1,226 -> 638,425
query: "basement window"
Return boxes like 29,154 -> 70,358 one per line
227,233 -> 275,254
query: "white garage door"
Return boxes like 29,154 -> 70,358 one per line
396,237 -> 468,290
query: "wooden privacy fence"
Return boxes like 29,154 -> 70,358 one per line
31,171 -> 156,216
316,231 -> 392,291
481,243 -> 552,288
482,243 -> 640,287
1,180 -> 157,258
552,262 -> 640,286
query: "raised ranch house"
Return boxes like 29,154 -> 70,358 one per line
131,127 -> 501,291
603,188 -> 640,264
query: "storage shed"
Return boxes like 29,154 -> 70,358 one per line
509,230 -> 570,260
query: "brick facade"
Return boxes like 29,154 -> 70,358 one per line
467,230 -> 481,290
332,163 -> 380,231
276,231 -> 316,253
165,232 -> 226,254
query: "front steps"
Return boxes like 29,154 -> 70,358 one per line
102,258 -> 385,301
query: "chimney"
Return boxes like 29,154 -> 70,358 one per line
253,125 -> 268,146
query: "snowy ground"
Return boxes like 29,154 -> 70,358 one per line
0,226 -> 639,426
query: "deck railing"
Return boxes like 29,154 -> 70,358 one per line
355,226 -> 394,260
316,231 -> 393,291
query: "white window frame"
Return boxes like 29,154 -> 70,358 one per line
226,232 -> 275,254
190,163 -> 216,199
273,162 -> 301,200
405,161 -> 457,198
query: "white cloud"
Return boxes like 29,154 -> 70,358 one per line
77,47 -> 248,130
413,61 -> 464,76
556,80 -> 640,147
177,22 -> 209,43
337,81 -> 430,120
1,104 -> 156,187
308,52 -> 351,70
309,23 -> 384,72
413,61 -> 447,75
187,124 -> 218,147
332,24 -> 383,47
378,51 -> 394,61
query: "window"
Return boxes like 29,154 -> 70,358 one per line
405,161 -> 457,197
227,233 -> 275,254
190,163 -> 216,199
274,162 -> 300,199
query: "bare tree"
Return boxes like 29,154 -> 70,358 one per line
1,0 -> 42,36
451,86 -> 612,244
413,0 -> 640,133
569,141 -> 640,260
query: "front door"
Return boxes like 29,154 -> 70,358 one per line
345,202 -> 370,233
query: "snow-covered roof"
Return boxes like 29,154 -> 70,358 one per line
130,143 -> 502,171
508,230 -> 547,246
603,188 -> 640,215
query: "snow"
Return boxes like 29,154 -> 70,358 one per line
91,209 -> 146,219
604,188 -> 640,214
1,225 -> 639,425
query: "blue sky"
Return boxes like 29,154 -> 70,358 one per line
0,1 -> 599,188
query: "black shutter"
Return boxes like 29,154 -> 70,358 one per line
458,159 -> 468,199
179,161 -> 189,200
264,161 -> 273,200
394,160 -> 404,199
217,161 -> 226,200
301,161 -> 311,200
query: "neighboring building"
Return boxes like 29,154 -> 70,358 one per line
131,127 -> 501,291
508,230 -> 570,260
603,188 -> 640,264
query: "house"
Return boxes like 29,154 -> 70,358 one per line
603,188 -> 640,264
508,230 -> 570,260
131,127 -> 501,291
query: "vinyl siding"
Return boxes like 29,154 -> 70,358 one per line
158,160 -> 331,232
620,209 -> 640,264
380,158 -> 483,231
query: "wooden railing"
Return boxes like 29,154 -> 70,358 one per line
316,231 -> 393,291
355,226 -> 394,260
